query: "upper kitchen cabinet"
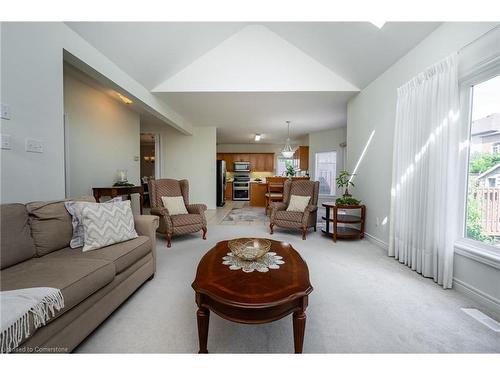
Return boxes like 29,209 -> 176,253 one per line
217,153 -> 234,171
233,154 -> 249,162
298,146 -> 309,171
291,146 -> 309,171
217,153 -> 275,172
264,153 -> 274,171
249,153 -> 274,172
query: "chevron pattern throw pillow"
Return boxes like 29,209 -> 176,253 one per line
81,200 -> 138,252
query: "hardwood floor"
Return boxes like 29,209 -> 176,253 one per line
206,200 -> 249,225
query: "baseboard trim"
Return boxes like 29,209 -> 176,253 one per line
364,232 -> 389,251
453,277 -> 500,316
363,233 -> 500,315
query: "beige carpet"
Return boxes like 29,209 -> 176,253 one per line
75,223 -> 500,353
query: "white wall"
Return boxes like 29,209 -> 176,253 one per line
141,122 -> 217,209
64,74 -> 140,198
0,22 -> 189,203
309,127 -> 346,196
346,22 -> 500,313
1,23 -> 66,203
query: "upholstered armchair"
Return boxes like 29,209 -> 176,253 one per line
269,179 -> 320,240
148,179 -> 207,247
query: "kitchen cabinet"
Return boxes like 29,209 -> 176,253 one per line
249,182 -> 267,207
250,153 -> 268,172
298,146 -> 309,171
291,146 -> 309,171
226,154 -> 234,172
264,154 -> 274,171
217,153 -> 234,172
225,182 -> 233,200
217,153 -> 275,172
234,154 -> 249,162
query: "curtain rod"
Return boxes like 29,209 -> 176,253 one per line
457,24 -> 500,54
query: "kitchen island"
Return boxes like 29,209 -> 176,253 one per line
249,181 -> 267,207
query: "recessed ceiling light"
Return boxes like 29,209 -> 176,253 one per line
370,21 -> 386,29
117,92 -> 133,104
254,134 -> 261,142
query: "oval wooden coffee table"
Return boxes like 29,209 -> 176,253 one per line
191,239 -> 313,353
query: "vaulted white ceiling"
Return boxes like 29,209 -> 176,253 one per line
153,25 -> 359,92
66,22 -> 441,143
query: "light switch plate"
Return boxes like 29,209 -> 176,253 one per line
26,138 -> 43,153
1,134 -> 12,149
1,103 -> 11,120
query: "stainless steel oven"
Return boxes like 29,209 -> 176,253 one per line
233,173 -> 250,201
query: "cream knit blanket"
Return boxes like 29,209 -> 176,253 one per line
0,287 -> 64,353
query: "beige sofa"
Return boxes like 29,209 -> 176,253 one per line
0,199 -> 159,353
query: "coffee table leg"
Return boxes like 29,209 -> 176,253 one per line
196,307 -> 210,353
292,311 -> 306,353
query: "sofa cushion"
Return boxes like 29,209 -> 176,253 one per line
45,236 -> 151,274
26,197 -> 95,257
65,197 -> 122,249
81,200 -> 138,252
275,210 -> 304,223
0,204 -> 37,269
26,200 -> 74,256
171,213 -> 203,227
0,257 -> 115,313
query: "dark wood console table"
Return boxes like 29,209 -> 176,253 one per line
321,202 -> 365,242
92,186 -> 144,214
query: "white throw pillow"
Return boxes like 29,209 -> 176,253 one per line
65,197 -> 122,248
161,196 -> 188,215
81,200 -> 138,252
286,195 -> 311,212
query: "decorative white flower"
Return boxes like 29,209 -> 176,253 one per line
222,252 -> 285,273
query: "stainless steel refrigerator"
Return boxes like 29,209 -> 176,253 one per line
216,160 -> 226,207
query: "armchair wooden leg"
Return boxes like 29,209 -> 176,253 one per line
270,223 -> 274,234
202,227 -> 207,240
314,225 -> 317,232
302,227 -> 307,240
166,233 -> 172,248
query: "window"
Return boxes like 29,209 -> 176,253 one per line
492,142 -> 500,154
276,157 -> 287,177
276,155 -> 299,177
465,74 -> 500,247
315,151 -> 336,195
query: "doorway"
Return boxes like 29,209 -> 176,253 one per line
140,133 -> 160,207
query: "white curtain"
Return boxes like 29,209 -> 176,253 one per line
389,54 -> 460,289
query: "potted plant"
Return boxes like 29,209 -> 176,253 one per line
335,170 -> 361,206
284,160 -> 296,179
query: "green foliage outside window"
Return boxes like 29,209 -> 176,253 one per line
466,191 -> 490,242
469,152 -> 500,174
285,160 -> 296,177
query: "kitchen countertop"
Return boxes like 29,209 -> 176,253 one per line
226,179 -> 267,184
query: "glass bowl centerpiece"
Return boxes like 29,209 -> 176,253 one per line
228,238 -> 271,261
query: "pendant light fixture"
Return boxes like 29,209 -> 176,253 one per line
281,121 -> 295,158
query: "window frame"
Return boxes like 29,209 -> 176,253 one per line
456,54 -> 500,262
492,142 -> 500,154
314,151 -> 337,197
